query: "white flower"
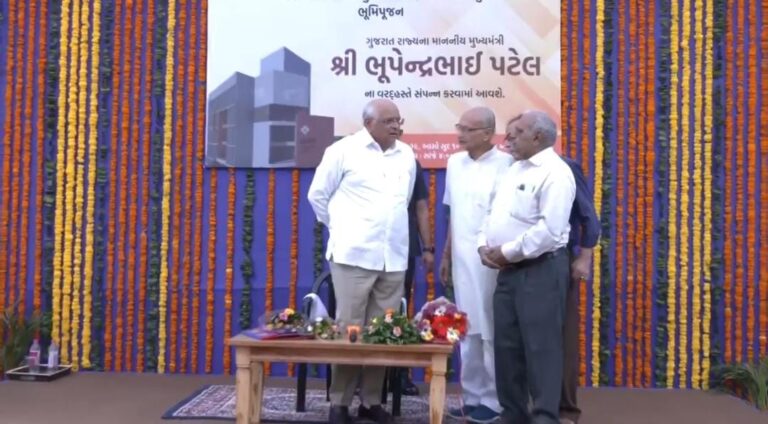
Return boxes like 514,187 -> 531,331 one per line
315,317 -> 324,323
446,328 -> 460,343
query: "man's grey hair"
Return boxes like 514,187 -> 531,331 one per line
526,110 -> 557,146
362,103 -> 377,123
475,107 -> 496,130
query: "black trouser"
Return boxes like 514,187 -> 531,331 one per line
493,249 -> 569,424
559,257 -> 581,422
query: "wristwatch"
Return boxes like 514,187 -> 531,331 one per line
422,246 -> 435,254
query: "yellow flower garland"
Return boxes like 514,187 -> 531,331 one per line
666,0 -> 680,388
678,0 -> 692,387
691,0 -> 704,389
591,0 -> 605,387
158,0 -> 178,373
52,0 -> 73,360
701,0 -> 714,389
61,0 -> 85,365
80,0 -> 102,370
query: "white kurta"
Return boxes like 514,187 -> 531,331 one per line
443,148 -> 512,340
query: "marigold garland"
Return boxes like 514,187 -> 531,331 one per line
691,0 -> 704,388
701,0 -> 715,388
193,0 -> 209,373
626,0 -> 638,385
177,0 -> 196,374
678,0 -> 692,387
115,0 -> 136,372
575,0 -> 589,383
745,0 -> 758,363
426,170 -> 436,301
581,0 -> 592,180
158,0 -> 179,374
287,169 -> 300,377
17,0 -> 38,322
614,0 -> 626,385
641,0 -> 656,386
759,0 -> 768,359
104,0 -> 124,370
6,0 -> 26,315
0,0 -> 17,331
265,169 -> 276,376
733,0 -> 744,365
137,0 -> 157,372
205,169 -> 218,373
80,0 -> 102,370
223,169 -> 236,374
722,0 -> 734,364
168,0 -> 187,373
666,0 -> 681,387
590,0 -> 606,387
34,0 -> 50,315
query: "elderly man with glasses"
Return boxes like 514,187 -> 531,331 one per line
439,106 -> 512,423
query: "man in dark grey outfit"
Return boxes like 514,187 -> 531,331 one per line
477,111 -> 575,424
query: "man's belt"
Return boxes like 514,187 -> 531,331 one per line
502,247 -> 568,271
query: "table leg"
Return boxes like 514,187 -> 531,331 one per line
250,361 -> 264,424
235,348 -> 254,424
429,354 -> 447,424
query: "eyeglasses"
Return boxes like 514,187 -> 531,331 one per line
455,124 -> 492,133
379,117 -> 404,126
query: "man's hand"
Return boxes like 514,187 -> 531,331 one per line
478,246 -> 504,269
421,251 -> 435,272
571,250 -> 593,282
439,255 -> 451,287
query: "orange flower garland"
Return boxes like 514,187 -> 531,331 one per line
0,0 -> 16,330
761,0 -> 768,357
180,0 -> 198,374
223,169 -> 236,374
265,170 -> 276,376
426,170 -> 436,302
115,0 -> 135,371
287,169 -> 300,377
614,2 -> 625,384
641,0 -> 656,385
7,0 -> 26,319
169,0 -> 188,373
104,0 -> 125,371
745,0 -> 758,362
581,0 -> 592,180
137,0 -> 156,372
125,0 -> 144,370
18,0 -> 38,320
205,169 -> 217,373
635,0 -> 646,386
192,0 -> 209,374
733,0 -> 744,363
723,0 -> 733,363
34,0 -> 50,314
626,0 -> 638,386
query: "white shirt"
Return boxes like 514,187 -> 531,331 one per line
478,147 -> 575,262
444,147 -> 512,338
308,129 -> 416,272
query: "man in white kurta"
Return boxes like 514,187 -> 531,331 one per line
308,99 -> 415,424
440,107 -> 511,423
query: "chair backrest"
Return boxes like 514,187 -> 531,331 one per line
304,269 -> 336,319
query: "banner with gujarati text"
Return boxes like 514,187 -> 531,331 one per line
205,0 -> 560,168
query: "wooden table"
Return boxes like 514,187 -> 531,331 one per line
228,334 -> 455,424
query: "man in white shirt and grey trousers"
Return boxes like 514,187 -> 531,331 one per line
308,99 -> 416,424
478,110 -> 575,424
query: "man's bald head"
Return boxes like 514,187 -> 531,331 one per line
362,99 -> 402,149
504,110 -> 558,160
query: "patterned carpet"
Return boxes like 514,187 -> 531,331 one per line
163,385 -> 467,423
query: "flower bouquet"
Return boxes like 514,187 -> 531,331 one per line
414,297 -> 468,344
305,316 -> 340,340
244,307 -> 312,340
362,308 -> 421,345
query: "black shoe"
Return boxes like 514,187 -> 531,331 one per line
358,404 -> 394,424
328,405 -> 351,424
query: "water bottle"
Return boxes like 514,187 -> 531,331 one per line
28,339 -> 41,372
47,342 -> 60,369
